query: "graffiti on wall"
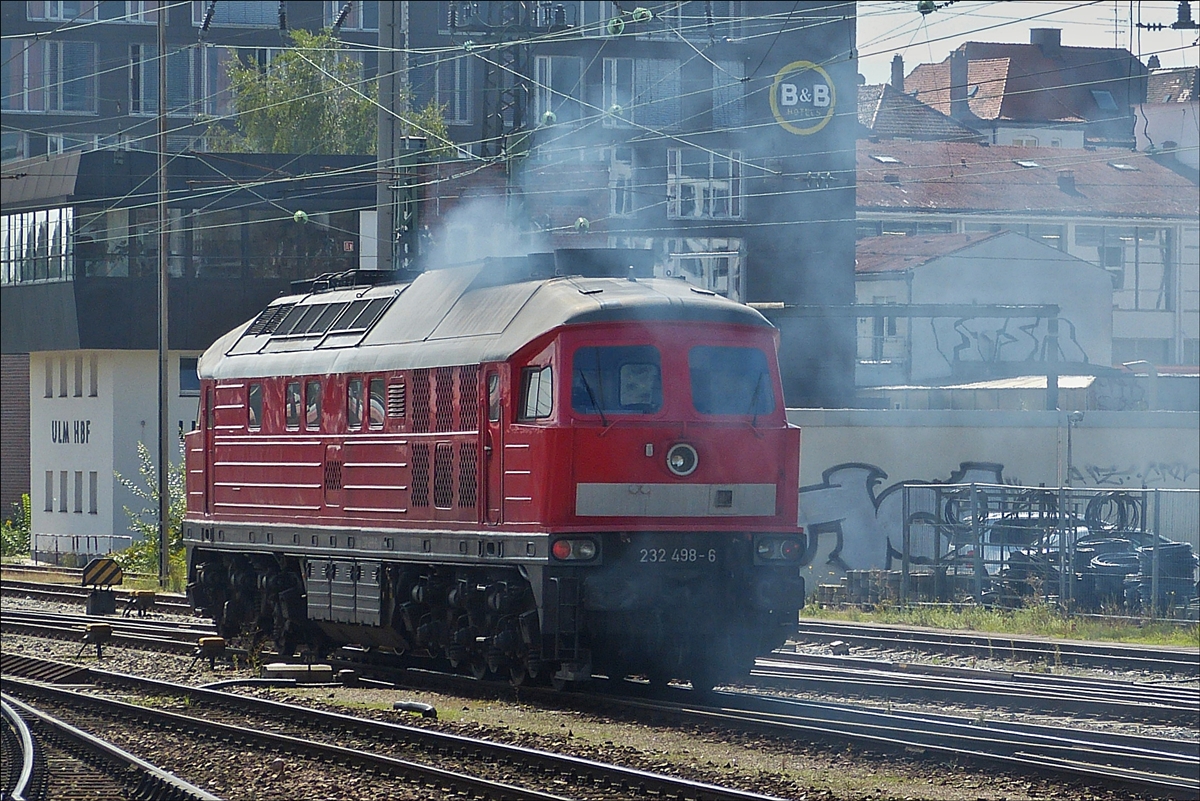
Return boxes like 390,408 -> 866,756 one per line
797,461 -> 1006,575
798,459 -> 1199,578
930,317 -> 1089,371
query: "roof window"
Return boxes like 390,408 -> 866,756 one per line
871,154 -> 901,164
1090,89 -> 1118,111
1012,159 -> 1041,168
1107,161 -> 1139,171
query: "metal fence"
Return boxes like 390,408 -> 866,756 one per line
888,484 -> 1200,620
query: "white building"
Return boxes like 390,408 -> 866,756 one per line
855,231 -> 1113,387
29,351 -> 201,561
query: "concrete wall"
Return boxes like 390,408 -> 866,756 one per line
788,408 -> 1200,588
30,350 -> 200,557
1136,102 -> 1200,171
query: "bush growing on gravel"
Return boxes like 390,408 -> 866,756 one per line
1,494 -> 31,558
114,441 -> 187,589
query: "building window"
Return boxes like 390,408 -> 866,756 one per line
1,132 -> 28,162
1075,226 -> 1172,311
44,359 -> 53,398
712,60 -> 745,128
1184,339 -> 1199,366
248,383 -> 262,430
27,1 -> 98,21
1113,338 -> 1173,365
652,1 -> 743,40
963,221 -> 1065,251
45,471 -> 54,512
609,148 -> 635,216
73,355 -> 83,397
99,1 -> 157,23
179,357 -> 200,396
88,471 -> 97,513
0,208 -> 76,285
190,0 -> 276,26
73,471 -> 83,513
434,56 -> 474,125
59,471 -> 68,512
534,55 -> 582,125
59,357 -> 67,397
88,354 -> 98,396
661,237 -> 744,301
667,148 -> 743,220
0,40 -> 97,113
130,44 -> 196,116
1011,137 -> 1039,147
324,0 -> 378,30
601,57 -> 681,129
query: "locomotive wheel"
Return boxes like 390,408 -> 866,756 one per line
508,664 -> 528,687
470,659 -> 491,681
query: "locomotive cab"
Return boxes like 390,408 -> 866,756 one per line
184,250 -> 810,691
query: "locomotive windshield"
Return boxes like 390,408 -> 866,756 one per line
571,345 -> 662,415
689,346 -> 775,415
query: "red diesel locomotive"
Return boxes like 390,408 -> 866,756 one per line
183,249 -> 810,690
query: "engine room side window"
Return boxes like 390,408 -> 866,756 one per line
286,381 -> 301,429
368,377 -> 385,429
248,383 -> 262,430
519,365 -> 554,420
305,380 -> 322,430
487,373 -> 500,422
689,346 -> 774,415
347,378 -> 363,429
571,345 -> 662,415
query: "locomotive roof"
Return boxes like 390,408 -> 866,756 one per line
199,259 -> 773,380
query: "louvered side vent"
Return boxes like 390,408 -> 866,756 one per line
458,442 -> 478,508
459,365 -> 480,431
246,303 -> 295,335
411,443 -> 430,507
387,381 -> 406,418
434,367 -> 453,432
324,461 -> 343,491
433,443 -> 454,509
412,369 -> 431,433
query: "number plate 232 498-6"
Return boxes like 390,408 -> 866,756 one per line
638,547 -> 718,565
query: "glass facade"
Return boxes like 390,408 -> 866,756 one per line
1,208 -> 74,284
3,205 -> 361,284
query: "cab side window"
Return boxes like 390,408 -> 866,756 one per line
518,365 -> 553,420
248,383 -> 262,430
368,377 -> 385,429
286,381 -> 301,429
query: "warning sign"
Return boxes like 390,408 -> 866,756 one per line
82,557 -> 123,587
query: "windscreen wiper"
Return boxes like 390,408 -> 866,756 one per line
577,370 -> 608,427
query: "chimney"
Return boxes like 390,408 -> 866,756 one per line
1056,169 -> 1075,192
1031,28 -> 1062,59
891,54 -> 905,92
949,50 -> 969,119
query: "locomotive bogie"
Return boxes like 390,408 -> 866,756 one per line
184,253 -> 811,689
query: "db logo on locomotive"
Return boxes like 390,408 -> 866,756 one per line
769,59 -> 836,135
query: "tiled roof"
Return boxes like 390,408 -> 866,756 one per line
855,231 -> 1005,273
906,58 -> 1012,121
858,84 -> 983,142
904,41 -> 1145,146
856,140 -> 1199,217
1146,67 -> 1199,103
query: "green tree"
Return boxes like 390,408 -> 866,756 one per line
207,28 -> 449,155
1,493 -> 32,559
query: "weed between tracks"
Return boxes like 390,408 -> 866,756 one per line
800,603 -> 1199,648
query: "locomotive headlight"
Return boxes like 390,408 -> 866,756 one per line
755,537 -> 804,561
551,538 -> 598,561
665,443 -> 698,477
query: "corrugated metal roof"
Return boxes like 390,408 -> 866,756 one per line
200,258 -> 771,380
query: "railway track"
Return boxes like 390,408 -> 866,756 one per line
2,577 -> 193,614
792,619 -> 1200,675
751,650 -> 1200,726
2,657 -> 790,801
2,692 -> 220,801
1,608 -> 220,656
